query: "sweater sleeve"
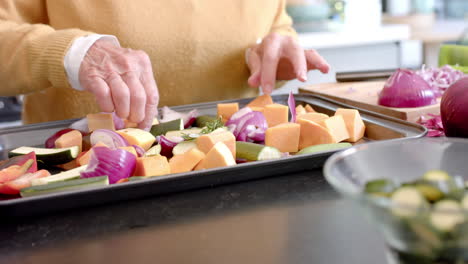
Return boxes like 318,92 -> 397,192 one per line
0,0 -> 94,96
270,0 -> 298,39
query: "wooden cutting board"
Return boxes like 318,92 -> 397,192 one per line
299,81 -> 440,123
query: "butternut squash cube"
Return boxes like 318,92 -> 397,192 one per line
317,115 -> 350,143
169,148 -> 206,173
118,146 -> 138,157
55,130 -> 83,153
217,103 -> 239,122
296,105 -> 307,116
297,118 -> 335,150
296,113 -> 329,124
77,142 -> 108,166
133,155 -> 170,177
196,130 -> 236,158
263,104 -> 289,127
117,128 -> 156,151
203,142 -> 236,169
249,106 -> 265,113
305,104 -> 316,113
87,113 -> 115,132
335,108 -> 366,142
246,94 -> 273,108
265,123 -> 300,153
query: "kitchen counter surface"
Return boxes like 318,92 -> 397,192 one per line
0,168 -> 388,264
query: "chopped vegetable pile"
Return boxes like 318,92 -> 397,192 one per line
0,93 -> 366,198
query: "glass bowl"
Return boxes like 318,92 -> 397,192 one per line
323,137 -> 468,264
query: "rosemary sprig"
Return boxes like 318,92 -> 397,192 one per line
200,117 -> 224,134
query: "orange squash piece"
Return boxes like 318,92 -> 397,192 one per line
263,103 -> 289,127
246,94 -> 274,108
118,146 -> 138,157
296,105 -> 307,116
133,155 -> 170,177
76,142 -> 108,166
87,113 -> 115,132
296,113 -> 329,124
335,108 -> 366,142
217,103 -> 239,122
196,130 -> 236,158
265,123 -> 301,153
249,106 -> 265,113
297,118 -> 335,150
203,142 -> 236,169
169,148 -> 206,173
193,158 -> 206,171
317,115 -> 350,143
116,128 -> 156,151
55,130 -> 83,153
305,104 -> 316,113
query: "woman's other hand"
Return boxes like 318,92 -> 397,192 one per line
79,39 -> 159,130
246,33 -> 330,94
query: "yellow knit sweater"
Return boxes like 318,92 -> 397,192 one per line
0,0 -> 296,124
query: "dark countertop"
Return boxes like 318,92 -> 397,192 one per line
0,169 -> 388,264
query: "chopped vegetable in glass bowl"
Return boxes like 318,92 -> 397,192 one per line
324,137 -> 468,264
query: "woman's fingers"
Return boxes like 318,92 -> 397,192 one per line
305,49 -> 330,74
121,72 -> 146,123
260,34 -> 282,94
139,70 -> 160,130
107,74 -> 130,119
247,48 -> 262,87
85,77 -> 114,113
284,39 -> 307,82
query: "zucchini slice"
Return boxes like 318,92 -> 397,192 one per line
462,194 -> 468,210
21,176 -> 109,197
145,144 -> 162,156
31,165 -> 88,186
364,179 -> 397,197
423,170 -> 451,182
430,200 -> 464,233
391,186 -> 429,218
296,143 -> 352,155
236,141 -> 282,161
172,140 -> 197,156
150,118 -> 184,137
413,182 -> 444,202
9,146 -> 80,165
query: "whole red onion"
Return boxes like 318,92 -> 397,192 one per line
440,77 -> 468,137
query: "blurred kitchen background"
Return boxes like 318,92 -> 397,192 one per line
0,0 -> 466,127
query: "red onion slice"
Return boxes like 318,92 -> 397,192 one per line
225,108 -> 267,142
288,91 -> 297,123
90,129 -> 129,149
132,145 -> 146,157
157,135 -> 183,158
81,147 -> 136,184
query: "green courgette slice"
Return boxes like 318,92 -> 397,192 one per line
21,176 -> 109,197
9,146 -> 80,165
236,141 -> 282,161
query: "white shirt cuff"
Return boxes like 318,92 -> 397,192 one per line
64,34 -> 120,91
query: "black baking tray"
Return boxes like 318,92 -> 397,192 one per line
0,94 -> 426,217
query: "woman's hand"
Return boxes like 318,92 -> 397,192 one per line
79,39 -> 159,130
246,33 -> 330,94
